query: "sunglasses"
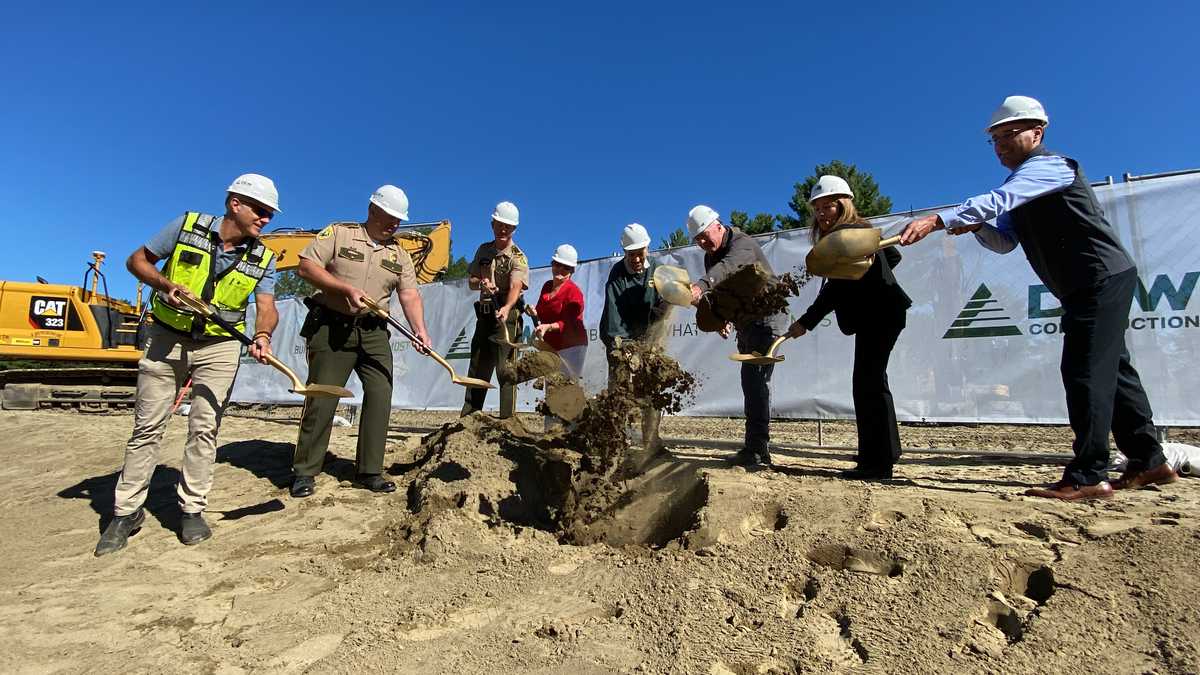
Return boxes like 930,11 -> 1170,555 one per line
239,198 -> 274,219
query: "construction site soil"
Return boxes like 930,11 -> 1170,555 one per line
3,406 -> 1198,674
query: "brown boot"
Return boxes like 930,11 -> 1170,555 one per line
1024,481 -> 1114,501
1111,463 -> 1178,490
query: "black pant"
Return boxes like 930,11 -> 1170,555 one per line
1060,268 -> 1164,485
737,322 -> 777,453
851,314 -> 905,470
461,310 -> 521,419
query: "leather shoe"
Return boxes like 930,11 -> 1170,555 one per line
1024,481 -> 1114,501
355,473 -> 396,493
94,509 -> 145,557
840,466 -> 893,481
290,475 -> 316,498
1111,463 -> 1177,491
180,512 -> 212,545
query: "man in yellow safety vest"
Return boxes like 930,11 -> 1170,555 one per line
94,174 -> 281,556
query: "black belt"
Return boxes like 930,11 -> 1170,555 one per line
304,298 -> 386,329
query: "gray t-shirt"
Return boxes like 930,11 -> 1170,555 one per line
147,215 -> 276,295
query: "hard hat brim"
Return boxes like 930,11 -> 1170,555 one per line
228,189 -> 281,214
371,197 -> 409,221
622,240 -> 651,251
492,216 -> 519,227
985,116 -> 1049,132
808,190 -> 853,204
551,255 -> 577,267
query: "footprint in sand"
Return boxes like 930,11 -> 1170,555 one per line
863,509 -> 907,532
807,545 -> 905,577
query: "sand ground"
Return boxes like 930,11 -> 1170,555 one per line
1,407 -> 1197,674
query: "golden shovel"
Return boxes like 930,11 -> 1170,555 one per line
488,316 -> 537,351
360,297 -> 494,389
729,335 -> 790,365
651,264 -> 694,307
805,227 -> 902,281
175,294 -> 352,399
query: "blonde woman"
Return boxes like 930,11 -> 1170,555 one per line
789,176 -> 911,480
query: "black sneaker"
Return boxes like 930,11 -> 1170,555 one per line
728,449 -> 771,469
94,509 -> 145,557
180,512 -> 212,546
290,475 -> 316,498
355,473 -> 396,493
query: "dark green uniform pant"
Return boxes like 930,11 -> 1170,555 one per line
293,317 -> 393,477
461,310 -> 521,418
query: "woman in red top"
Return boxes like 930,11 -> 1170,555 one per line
532,244 -> 587,378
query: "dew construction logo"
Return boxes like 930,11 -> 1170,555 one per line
446,326 -> 472,360
943,272 -> 1200,339
942,285 -> 1022,338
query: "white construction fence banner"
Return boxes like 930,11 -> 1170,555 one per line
232,171 -> 1200,425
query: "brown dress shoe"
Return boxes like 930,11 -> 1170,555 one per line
1111,463 -> 1178,490
1024,481 -> 1114,501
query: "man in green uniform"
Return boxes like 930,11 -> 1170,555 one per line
460,201 -> 529,419
289,185 -> 431,499
95,173 -> 281,556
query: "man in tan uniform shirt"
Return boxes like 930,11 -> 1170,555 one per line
290,185 -> 430,498
461,200 -> 529,419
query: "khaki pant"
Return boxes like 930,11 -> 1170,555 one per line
113,324 -> 241,516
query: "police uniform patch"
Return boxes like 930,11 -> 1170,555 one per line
317,225 -> 334,240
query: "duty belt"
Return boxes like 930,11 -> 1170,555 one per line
305,297 -> 386,329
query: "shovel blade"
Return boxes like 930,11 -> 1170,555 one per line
453,376 -> 495,389
292,384 -> 354,399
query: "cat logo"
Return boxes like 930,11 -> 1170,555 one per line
28,296 -> 70,330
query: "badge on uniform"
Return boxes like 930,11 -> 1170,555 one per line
317,225 -> 334,240
380,258 -> 405,274
337,247 -> 365,262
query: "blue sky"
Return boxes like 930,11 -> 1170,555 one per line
2,1 -> 1196,300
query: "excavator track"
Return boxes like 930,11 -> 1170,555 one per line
0,367 -> 139,411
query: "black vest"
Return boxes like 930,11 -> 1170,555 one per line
1006,147 -> 1134,299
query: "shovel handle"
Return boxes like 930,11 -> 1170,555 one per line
175,295 -> 311,389
878,235 -> 902,250
360,297 -> 460,379
174,295 -> 255,346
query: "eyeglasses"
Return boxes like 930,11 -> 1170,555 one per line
988,127 -> 1035,146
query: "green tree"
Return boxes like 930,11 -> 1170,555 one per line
274,270 -> 315,299
729,210 -> 782,235
659,228 -> 690,249
440,254 -> 470,281
779,160 -> 893,230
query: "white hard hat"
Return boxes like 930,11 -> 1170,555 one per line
986,95 -> 1049,131
551,244 -> 578,267
686,205 -> 720,239
370,185 -> 410,221
621,223 -> 651,250
492,201 -> 520,226
227,173 -> 281,213
809,175 -> 854,203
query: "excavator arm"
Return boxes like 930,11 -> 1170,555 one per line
260,219 -> 452,284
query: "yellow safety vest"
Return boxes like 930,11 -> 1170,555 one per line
150,212 -> 274,338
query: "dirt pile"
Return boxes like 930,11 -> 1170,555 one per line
701,264 -> 814,329
498,350 -> 561,385
407,340 -> 698,551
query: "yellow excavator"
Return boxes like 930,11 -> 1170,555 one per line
0,221 -> 451,410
